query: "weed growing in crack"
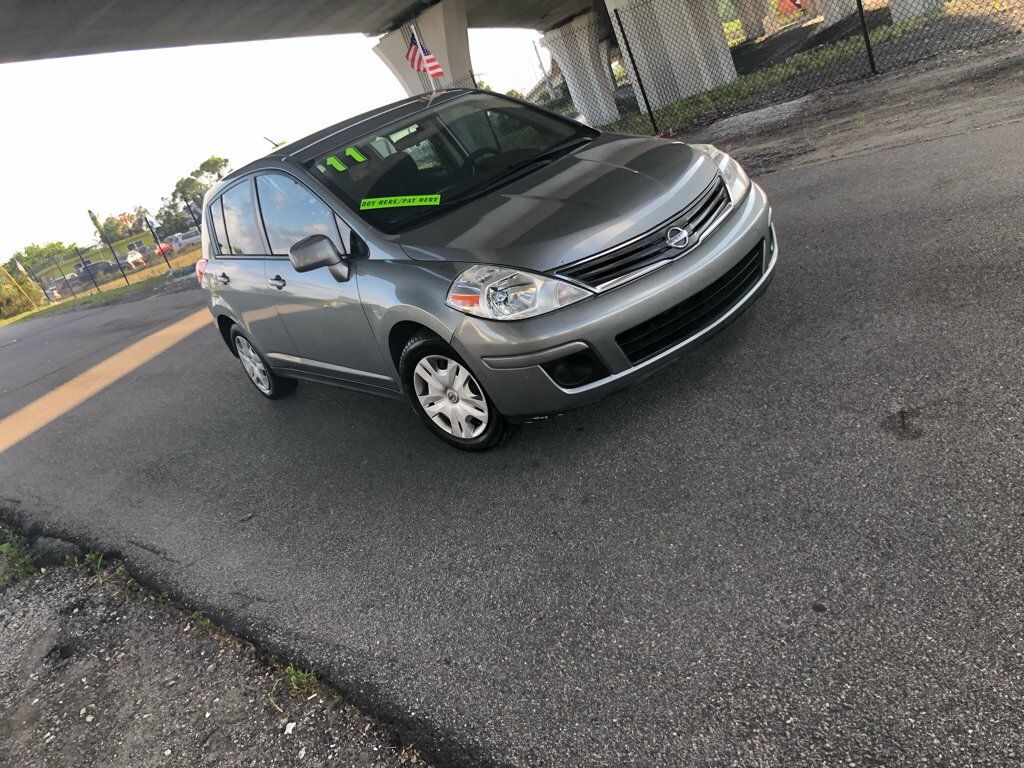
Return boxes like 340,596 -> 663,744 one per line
0,526 -> 36,586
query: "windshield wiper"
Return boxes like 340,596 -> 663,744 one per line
396,135 -> 595,231
458,135 -> 595,201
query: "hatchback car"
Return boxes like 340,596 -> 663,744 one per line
198,90 -> 776,450
168,229 -> 202,253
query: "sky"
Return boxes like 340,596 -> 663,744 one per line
0,28 -> 547,258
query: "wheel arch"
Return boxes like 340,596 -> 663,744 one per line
214,312 -> 238,357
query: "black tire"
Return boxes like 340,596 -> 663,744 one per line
399,332 -> 513,451
229,326 -> 297,400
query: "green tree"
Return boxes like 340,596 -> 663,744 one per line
158,155 -> 231,236
7,242 -> 74,272
101,216 -> 128,242
505,88 -> 525,99
172,176 -> 207,209
193,156 -> 229,182
0,266 -> 44,319
156,198 -> 190,235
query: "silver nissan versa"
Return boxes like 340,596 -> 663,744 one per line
199,90 -> 776,450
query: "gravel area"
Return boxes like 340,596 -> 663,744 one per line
0,556 -> 427,768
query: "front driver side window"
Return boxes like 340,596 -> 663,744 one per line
255,173 -> 342,255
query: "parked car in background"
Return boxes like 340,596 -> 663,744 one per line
124,250 -> 147,269
199,90 -> 776,450
150,242 -> 173,261
167,229 -> 201,253
76,260 -> 118,281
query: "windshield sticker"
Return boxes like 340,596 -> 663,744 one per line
324,155 -> 348,172
345,147 -> 367,163
359,194 -> 440,210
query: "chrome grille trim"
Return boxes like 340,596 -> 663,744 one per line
555,175 -> 735,293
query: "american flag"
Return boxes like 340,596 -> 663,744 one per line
405,33 -> 445,79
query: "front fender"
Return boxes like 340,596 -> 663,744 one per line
355,259 -> 467,383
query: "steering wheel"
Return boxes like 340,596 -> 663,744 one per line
465,147 -> 500,170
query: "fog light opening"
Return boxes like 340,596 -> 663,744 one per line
542,349 -> 609,389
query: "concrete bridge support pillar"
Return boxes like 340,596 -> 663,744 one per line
373,0 -> 474,95
817,0 -> 859,25
605,0 -> 737,111
889,0 -> 943,23
541,13 -> 620,126
733,0 -> 771,40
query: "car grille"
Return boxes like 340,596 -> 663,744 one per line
555,175 -> 731,292
616,240 -> 765,365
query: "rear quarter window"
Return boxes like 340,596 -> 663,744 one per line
220,180 -> 266,255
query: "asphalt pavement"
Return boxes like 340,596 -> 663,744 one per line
2,116 -> 1023,766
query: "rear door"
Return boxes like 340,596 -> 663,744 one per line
208,178 -> 296,358
254,171 -> 393,389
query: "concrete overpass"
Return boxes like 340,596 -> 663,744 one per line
1,0 -> 860,126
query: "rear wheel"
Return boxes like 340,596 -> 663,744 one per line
399,333 -> 511,450
229,326 -> 296,400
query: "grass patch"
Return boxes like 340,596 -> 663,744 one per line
0,526 -> 37,586
190,611 -> 215,636
0,281 -> 153,327
284,664 -> 319,696
67,550 -> 105,576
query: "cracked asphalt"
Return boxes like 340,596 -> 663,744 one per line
2,52 -> 1023,766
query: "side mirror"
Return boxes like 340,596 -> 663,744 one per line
288,234 -> 349,281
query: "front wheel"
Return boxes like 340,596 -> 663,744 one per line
399,333 -> 512,451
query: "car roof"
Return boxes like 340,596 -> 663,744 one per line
220,89 -> 473,183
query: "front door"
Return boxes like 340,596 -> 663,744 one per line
254,172 -> 392,389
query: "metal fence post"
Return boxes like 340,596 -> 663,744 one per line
145,216 -> 172,271
99,231 -> 130,286
186,200 -> 202,231
613,8 -> 660,135
51,255 -> 77,300
855,0 -> 878,75
75,246 -> 102,293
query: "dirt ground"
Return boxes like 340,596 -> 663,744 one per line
684,36 -> 1024,175
0,561 -> 426,768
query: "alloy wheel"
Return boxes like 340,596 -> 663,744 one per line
235,336 -> 272,395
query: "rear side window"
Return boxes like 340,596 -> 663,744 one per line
255,173 -> 342,255
220,180 -> 265,255
208,198 -> 228,255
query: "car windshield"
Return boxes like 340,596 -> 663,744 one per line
306,93 -> 597,234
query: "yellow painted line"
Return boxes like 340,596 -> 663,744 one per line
0,309 -> 210,454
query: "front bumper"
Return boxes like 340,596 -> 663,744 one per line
450,182 -> 777,419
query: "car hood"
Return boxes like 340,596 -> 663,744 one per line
398,134 -> 719,274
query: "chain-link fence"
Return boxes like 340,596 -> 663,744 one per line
494,0 -> 1022,137
24,236 -> 203,310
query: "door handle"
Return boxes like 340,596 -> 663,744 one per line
268,275 -> 287,290
216,273 -> 230,285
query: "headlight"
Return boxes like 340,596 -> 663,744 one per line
692,144 -> 751,204
446,265 -> 591,321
